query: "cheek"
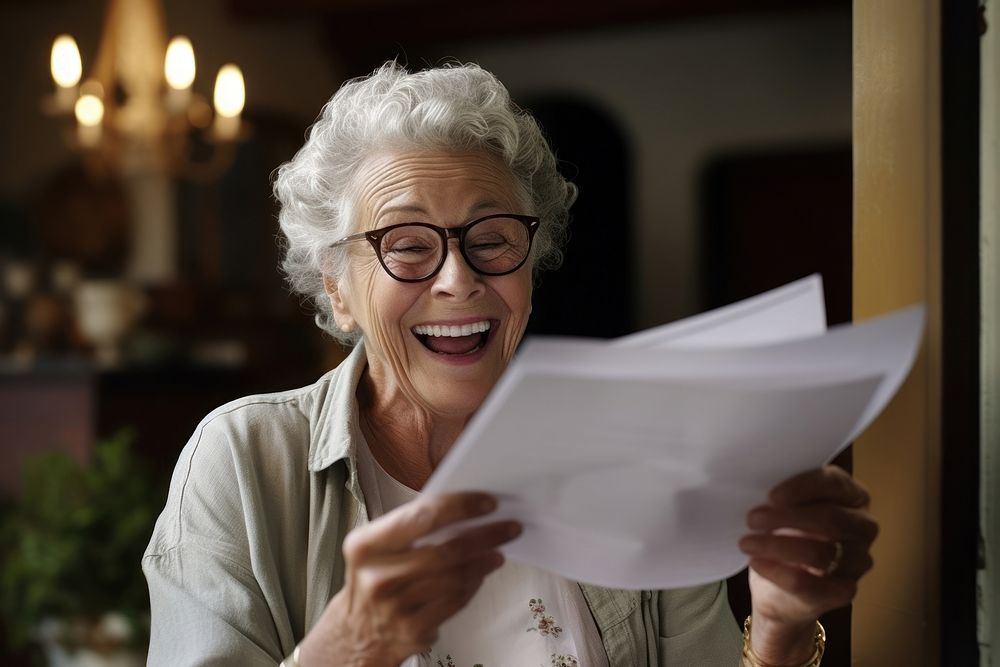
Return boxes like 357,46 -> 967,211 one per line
498,275 -> 533,363
360,274 -> 421,367
363,278 -> 401,339
345,254 -> 385,329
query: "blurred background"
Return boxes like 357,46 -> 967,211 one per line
0,0 -> 854,663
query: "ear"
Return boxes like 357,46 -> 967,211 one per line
323,274 -> 358,333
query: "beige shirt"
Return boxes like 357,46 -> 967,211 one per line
142,342 -> 742,666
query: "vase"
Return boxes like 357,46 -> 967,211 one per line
73,280 -> 147,367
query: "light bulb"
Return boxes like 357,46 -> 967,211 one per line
75,94 -> 104,127
164,36 -> 196,90
213,64 -> 244,118
51,35 -> 82,88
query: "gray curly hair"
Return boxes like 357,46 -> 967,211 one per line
273,61 -> 577,345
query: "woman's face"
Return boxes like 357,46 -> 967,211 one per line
327,148 -> 534,418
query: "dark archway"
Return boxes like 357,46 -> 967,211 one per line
522,95 -> 634,339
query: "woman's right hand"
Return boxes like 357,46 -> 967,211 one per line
298,492 -> 520,666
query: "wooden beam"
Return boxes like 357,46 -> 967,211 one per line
852,0 -> 942,664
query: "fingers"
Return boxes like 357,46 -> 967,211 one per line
353,519 -> 520,597
397,551 -> 506,620
371,552 -> 505,653
343,515 -> 519,600
338,496 -> 520,651
321,494 -> 519,664
744,464 -> 877,573
744,466 -> 879,624
747,466 -> 878,573
768,466 -> 870,509
408,520 -> 522,572
747,504 -> 879,545
345,492 -> 499,558
357,549 -> 505,648
740,533 -> 873,580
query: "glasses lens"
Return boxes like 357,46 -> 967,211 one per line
379,225 -> 443,280
464,217 -> 532,274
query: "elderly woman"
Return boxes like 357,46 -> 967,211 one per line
143,63 -> 877,667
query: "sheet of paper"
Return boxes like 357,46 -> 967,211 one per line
423,284 -> 925,590
525,306 -> 924,458
614,274 -> 827,349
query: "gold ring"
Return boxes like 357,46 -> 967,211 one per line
824,540 -> 844,577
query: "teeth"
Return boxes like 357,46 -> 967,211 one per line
413,320 -> 491,337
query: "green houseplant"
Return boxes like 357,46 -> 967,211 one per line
0,431 -> 163,665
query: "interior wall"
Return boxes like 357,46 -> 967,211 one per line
442,10 -> 851,327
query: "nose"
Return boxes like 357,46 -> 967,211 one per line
430,239 -> 485,301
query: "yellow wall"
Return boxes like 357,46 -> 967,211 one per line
852,0 -> 942,663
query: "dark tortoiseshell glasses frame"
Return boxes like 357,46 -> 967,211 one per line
329,213 -> 540,283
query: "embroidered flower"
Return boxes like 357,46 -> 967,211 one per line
526,597 -> 563,638
431,652 -> 483,667
550,655 -> 579,667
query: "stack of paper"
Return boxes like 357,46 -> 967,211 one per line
423,275 -> 925,590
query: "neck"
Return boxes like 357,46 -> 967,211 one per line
357,369 -> 468,490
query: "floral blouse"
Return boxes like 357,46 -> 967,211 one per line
356,438 -> 610,667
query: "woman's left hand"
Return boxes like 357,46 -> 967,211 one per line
739,465 -> 878,658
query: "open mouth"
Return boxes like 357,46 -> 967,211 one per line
412,320 -> 494,356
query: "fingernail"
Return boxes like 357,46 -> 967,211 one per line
739,536 -> 761,553
507,522 -> 523,539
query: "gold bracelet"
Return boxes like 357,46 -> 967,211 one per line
278,645 -> 301,667
742,616 -> 825,667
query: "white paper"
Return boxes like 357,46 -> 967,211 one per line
614,274 -> 827,350
423,279 -> 925,590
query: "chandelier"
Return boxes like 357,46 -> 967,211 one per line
44,0 -> 246,183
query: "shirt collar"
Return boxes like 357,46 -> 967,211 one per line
307,340 -> 369,473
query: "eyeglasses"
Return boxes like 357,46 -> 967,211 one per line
330,213 -> 540,283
